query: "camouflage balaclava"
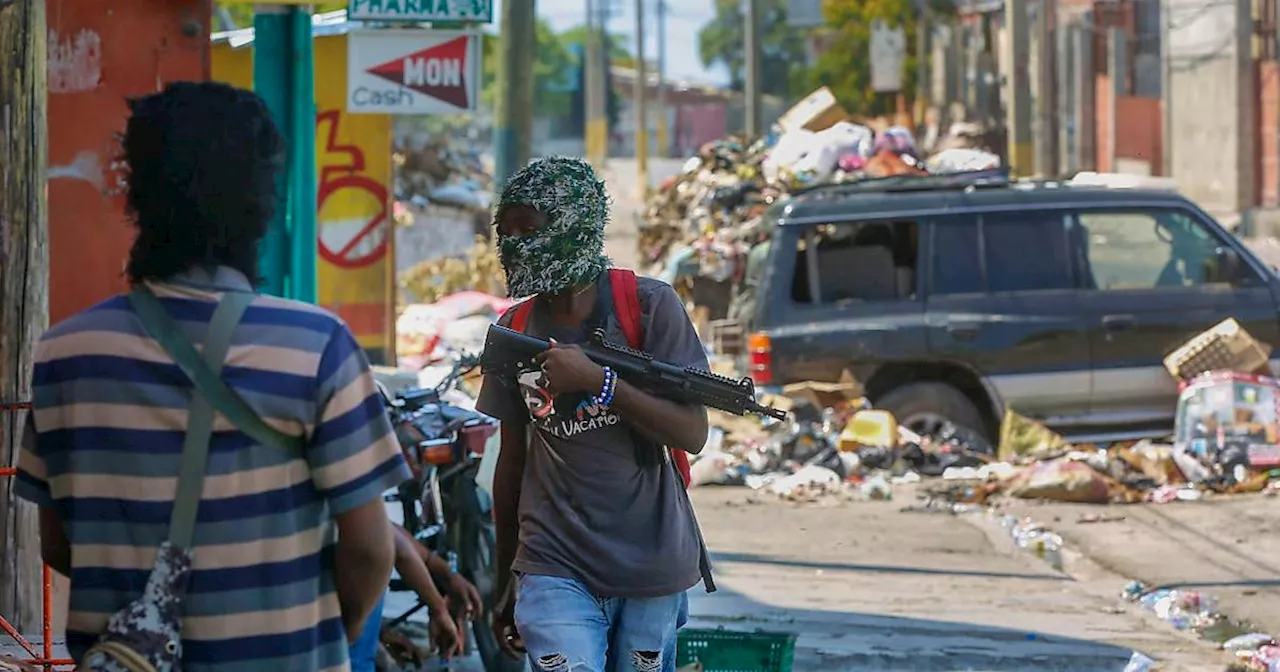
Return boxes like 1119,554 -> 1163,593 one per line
494,156 -> 612,298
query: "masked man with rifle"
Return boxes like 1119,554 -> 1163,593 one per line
476,157 -> 715,672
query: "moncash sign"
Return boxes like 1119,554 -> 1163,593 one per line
346,29 -> 481,115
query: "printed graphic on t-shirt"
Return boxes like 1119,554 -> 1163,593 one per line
517,369 -> 621,438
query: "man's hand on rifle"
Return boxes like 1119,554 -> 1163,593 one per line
534,339 -> 606,396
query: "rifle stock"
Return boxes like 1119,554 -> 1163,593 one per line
480,324 -> 788,421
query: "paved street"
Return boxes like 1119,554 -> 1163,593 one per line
686,487 -> 1232,672
1003,492 -> 1280,639
599,157 -> 689,271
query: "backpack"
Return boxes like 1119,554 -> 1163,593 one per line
80,287 -> 302,672
507,268 -> 694,488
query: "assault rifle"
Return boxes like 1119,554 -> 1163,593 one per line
480,324 -> 788,421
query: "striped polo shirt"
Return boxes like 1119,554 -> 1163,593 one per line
14,266 -> 411,671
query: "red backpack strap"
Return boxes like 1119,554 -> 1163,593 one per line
504,299 -> 535,333
609,268 -> 693,489
608,269 -> 644,349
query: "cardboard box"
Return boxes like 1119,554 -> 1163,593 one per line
782,370 -> 866,410
1164,318 -> 1272,381
776,87 -> 849,133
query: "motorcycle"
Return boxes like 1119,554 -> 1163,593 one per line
379,355 -> 522,672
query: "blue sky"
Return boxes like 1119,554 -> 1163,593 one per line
491,0 -> 729,85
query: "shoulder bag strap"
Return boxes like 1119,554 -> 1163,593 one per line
128,288 -> 304,455
128,287 -> 302,549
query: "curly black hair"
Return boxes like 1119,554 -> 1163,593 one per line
122,81 -> 285,285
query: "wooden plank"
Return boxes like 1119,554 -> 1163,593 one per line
0,0 -> 49,635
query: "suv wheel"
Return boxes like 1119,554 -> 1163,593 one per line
875,382 -> 988,441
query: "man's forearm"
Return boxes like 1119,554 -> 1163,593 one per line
335,539 -> 394,639
493,484 -> 521,598
422,547 -> 453,578
393,533 -> 449,613
611,378 -> 709,452
493,465 -> 522,599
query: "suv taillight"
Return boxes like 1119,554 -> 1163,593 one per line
747,332 -> 773,385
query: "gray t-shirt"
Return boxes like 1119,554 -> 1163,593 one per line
476,276 -> 709,598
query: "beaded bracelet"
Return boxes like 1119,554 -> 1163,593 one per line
591,366 -> 617,408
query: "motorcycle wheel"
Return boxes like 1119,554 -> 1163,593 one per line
457,495 -> 526,672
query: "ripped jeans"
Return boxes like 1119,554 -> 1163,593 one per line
514,574 -> 690,672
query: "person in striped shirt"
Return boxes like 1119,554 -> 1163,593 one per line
13,81 -> 412,671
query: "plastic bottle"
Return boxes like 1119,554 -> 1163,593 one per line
1122,652 -> 1156,672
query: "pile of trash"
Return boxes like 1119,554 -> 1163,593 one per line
1121,582 -> 1280,671
395,287 -> 512,369
690,318 -> 1280,507
639,86 -> 1001,314
393,138 -> 496,296
686,371 -> 1002,503
983,317 -> 1280,504
393,138 -> 493,213
399,235 -> 506,306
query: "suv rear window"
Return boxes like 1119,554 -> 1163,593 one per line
929,211 -> 1074,295
791,220 -> 919,304
983,211 -> 1074,292
930,217 -> 984,295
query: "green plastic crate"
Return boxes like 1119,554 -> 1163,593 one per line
675,627 -> 797,672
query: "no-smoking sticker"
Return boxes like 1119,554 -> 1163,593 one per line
316,172 -> 390,269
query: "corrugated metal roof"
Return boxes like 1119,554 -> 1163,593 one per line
211,9 -> 354,48
211,9 -> 483,48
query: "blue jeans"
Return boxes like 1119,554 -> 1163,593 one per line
515,574 -> 690,672
349,596 -> 385,672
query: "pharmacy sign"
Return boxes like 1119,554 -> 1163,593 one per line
347,0 -> 493,24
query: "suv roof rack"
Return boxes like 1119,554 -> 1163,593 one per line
792,168 -> 1011,198
1067,171 -> 1179,191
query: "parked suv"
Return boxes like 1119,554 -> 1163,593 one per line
736,171 -> 1280,442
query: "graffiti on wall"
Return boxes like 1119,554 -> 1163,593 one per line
48,29 -> 103,94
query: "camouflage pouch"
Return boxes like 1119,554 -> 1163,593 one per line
79,544 -> 193,672
76,288 -> 264,672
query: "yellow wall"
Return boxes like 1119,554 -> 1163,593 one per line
212,35 -> 394,362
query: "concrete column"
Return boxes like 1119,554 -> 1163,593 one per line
1033,0 -> 1057,176
1164,0 -> 1255,212
1004,0 -> 1034,173
1074,14 -> 1096,171
1107,27 -> 1127,172
1059,22 -> 1078,175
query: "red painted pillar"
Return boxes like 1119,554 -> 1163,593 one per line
46,0 -> 211,326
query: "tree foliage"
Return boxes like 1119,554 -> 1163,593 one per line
808,0 -> 951,117
479,19 -> 576,116
556,25 -> 634,67
697,0 -> 808,99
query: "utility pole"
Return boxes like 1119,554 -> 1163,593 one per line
635,0 -> 649,197
585,0 -> 609,166
1032,0 -> 1056,176
495,0 -> 537,184
656,0 -> 669,159
1004,0 -> 1033,174
744,0 -> 762,135
0,0 -> 49,635
915,2 -> 929,129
